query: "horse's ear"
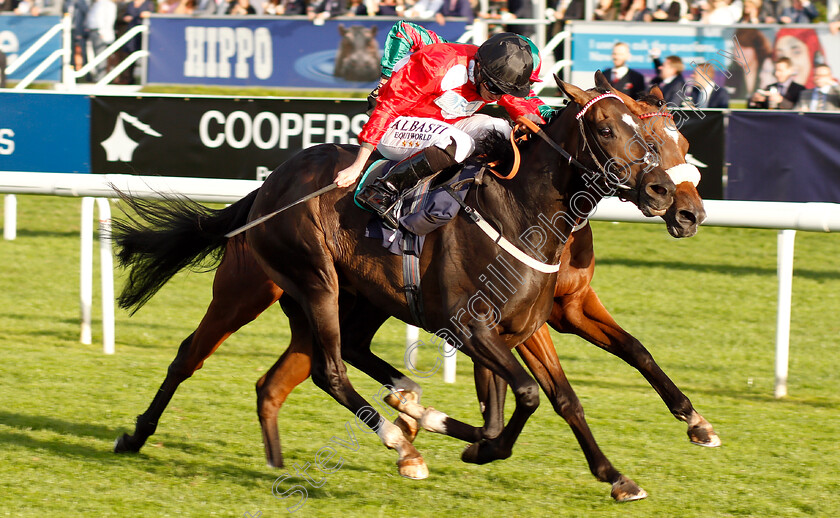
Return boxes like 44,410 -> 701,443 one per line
369,25 -> 378,36
338,24 -> 347,36
594,70 -> 614,92
613,89 -> 642,114
555,74 -> 589,105
649,85 -> 664,100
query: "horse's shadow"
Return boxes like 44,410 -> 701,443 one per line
0,411 -> 271,484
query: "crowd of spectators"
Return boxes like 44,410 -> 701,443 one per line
2,0 -> 838,91
604,40 -> 838,111
3,0 -> 836,28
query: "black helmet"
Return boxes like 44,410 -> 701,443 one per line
475,33 -> 534,98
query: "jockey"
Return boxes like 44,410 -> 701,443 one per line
367,21 -> 557,122
336,32 -> 544,229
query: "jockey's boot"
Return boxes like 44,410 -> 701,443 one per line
358,144 -> 457,229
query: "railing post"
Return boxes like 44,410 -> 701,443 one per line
80,197 -> 94,344
775,229 -> 796,398
80,197 -> 116,353
3,194 -> 16,241
62,13 -> 75,90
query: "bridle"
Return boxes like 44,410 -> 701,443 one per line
514,92 -> 658,201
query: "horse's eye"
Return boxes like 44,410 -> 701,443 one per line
648,142 -> 657,152
599,127 -> 612,138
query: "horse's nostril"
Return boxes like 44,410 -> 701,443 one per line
649,184 -> 668,197
678,209 -> 697,226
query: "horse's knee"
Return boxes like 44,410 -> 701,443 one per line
515,380 -> 540,412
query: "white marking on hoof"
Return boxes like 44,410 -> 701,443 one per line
691,434 -> 722,448
377,420 -> 407,449
398,457 -> 429,480
419,407 -> 448,434
618,488 -> 648,502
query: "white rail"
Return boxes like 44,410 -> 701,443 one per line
3,173 -> 839,397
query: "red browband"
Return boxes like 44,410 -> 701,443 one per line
639,111 -> 674,119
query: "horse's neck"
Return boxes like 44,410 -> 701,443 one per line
476,107 -> 595,264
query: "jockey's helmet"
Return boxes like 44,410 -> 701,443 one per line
475,33 -> 534,98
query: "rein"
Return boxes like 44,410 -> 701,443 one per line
452,94 -> 627,274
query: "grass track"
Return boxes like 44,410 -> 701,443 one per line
1,195 -> 839,517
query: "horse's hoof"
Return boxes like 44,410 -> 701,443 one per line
113,433 -> 140,453
397,456 -> 429,480
394,413 -> 420,443
461,440 -> 511,465
688,424 -> 722,448
611,476 -> 648,502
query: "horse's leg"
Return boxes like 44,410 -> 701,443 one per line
255,323 -> 311,468
114,239 -> 282,453
517,324 -> 647,502
551,286 -> 720,447
472,365 -> 506,440
450,324 -> 541,464
276,289 -> 429,480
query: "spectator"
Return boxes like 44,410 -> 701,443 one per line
689,62 -> 729,108
173,0 -> 195,13
85,0 -> 117,82
308,0 -> 344,24
603,42 -> 646,99
405,0 -> 443,18
739,0 -> 761,22
779,0 -> 816,23
375,0 -> 404,16
434,0 -> 473,25
195,0 -> 226,14
748,57 -> 804,109
0,0 -> 13,11
226,0 -> 256,13
64,0 -> 89,77
759,0 -> 788,23
702,0 -> 742,24
619,0 -> 653,21
122,0 -> 153,84
157,0 -> 181,12
593,0 -> 618,19
794,64 -> 840,111
650,50 -> 686,105
14,0 -> 41,14
345,0 -> 367,15
831,12 -> 840,35
652,0 -> 689,21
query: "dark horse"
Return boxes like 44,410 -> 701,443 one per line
112,74 -> 678,499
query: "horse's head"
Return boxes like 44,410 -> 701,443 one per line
555,72 -> 676,217
617,86 -> 707,237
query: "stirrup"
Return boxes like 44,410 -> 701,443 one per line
357,182 -> 401,229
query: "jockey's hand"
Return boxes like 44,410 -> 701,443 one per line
335,163 -> 365,188
522,113 -> 545,125
335,145 -> 373,188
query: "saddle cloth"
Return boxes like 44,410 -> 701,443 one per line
354,160 -> 478,256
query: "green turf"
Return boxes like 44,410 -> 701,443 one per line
1,195 -> 839,517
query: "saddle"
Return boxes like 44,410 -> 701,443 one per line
354,159 -> 481,328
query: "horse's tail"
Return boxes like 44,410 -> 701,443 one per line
112,188 -> 259,314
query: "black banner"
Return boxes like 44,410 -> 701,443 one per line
671,109 -> 725,200
726,111 -> 840,203
91,97 -> 370,180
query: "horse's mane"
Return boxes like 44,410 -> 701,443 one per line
472,104 -> 571,167
637,93 -> 667,109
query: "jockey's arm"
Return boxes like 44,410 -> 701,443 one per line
380,21 -> 447,79
497,93 -> 551,124
336,52 -> 436,187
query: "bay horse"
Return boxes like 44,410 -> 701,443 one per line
111,74 -> 670,500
